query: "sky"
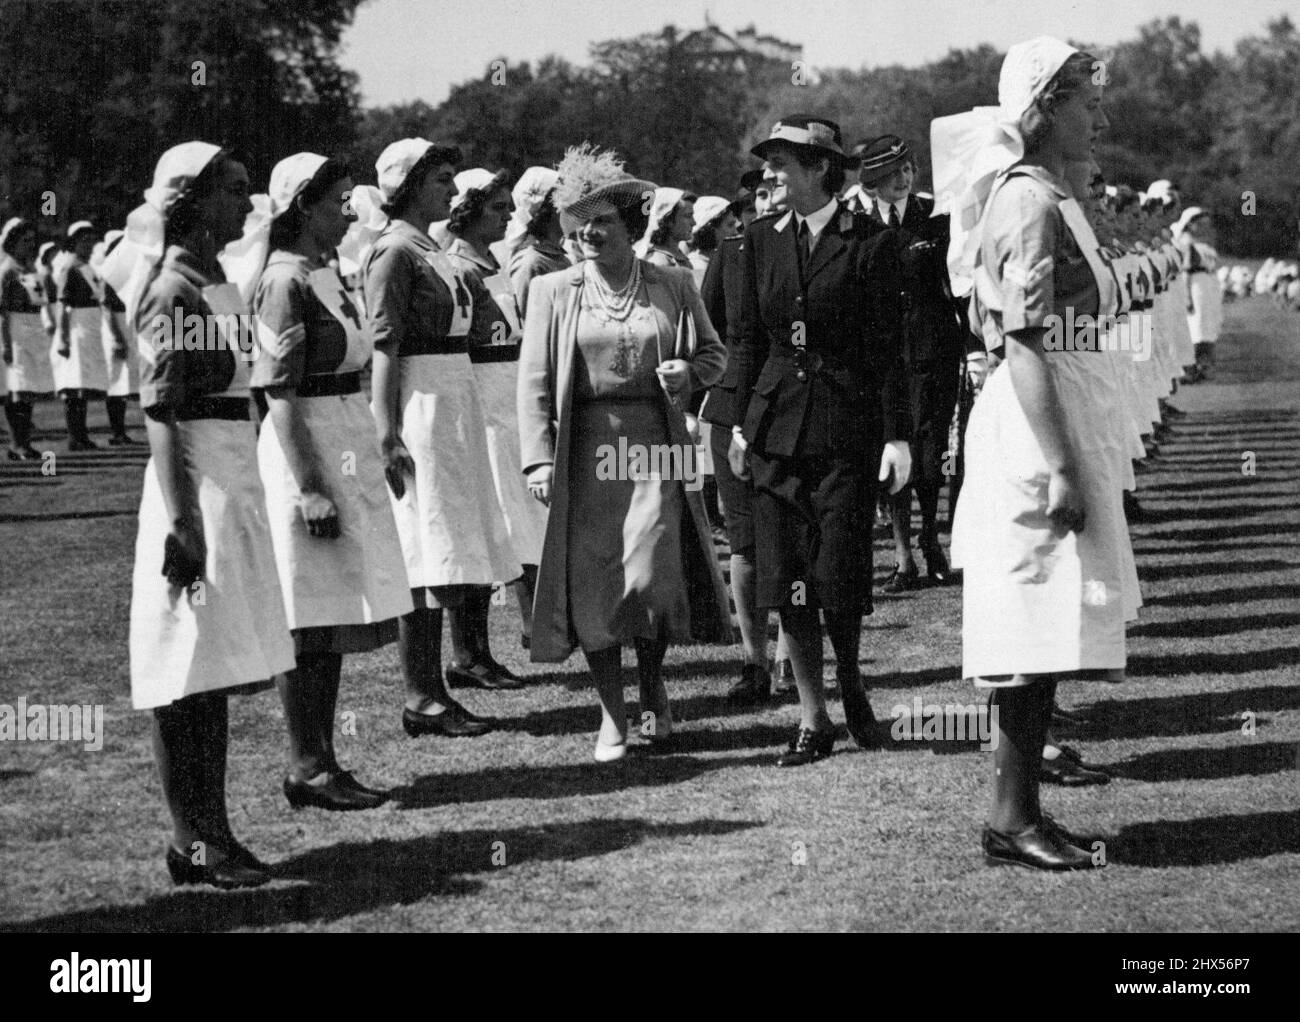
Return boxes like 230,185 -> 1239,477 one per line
339,0 -> 1297,107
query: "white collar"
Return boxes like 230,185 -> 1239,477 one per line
875,195 -> 908,222
793,196 -> 840,238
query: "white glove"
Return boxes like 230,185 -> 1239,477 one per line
878,440 -> 912,495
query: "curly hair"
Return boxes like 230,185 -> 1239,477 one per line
525,191 -> 558,240
1019,51 -> 1099,154
447,170 -> 511,236
164,150 -> 234,244
648,194 -> 698,248
270,157 -> 351,250
382,144 -> 461,218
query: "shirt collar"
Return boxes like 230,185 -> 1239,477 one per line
875,195 -> 908,222
794,195 -> 840,237
446,236 -> 498,272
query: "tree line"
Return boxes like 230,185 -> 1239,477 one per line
3,2 -> 1296,256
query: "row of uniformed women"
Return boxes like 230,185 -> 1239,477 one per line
1,218 -> 139,459
120,140 -> 583,890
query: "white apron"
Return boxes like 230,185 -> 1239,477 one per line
472,271 -> 548,565
1165,248 -> 1196,366
382,251 -> 522,589
129,283 -> 295,709
58,263 -> 110,393
102,309 -> 139,397
952,195 -> 1140,678
1186,244 -> 1223,343
6,271 -> 56,396
258,268 -> 413,630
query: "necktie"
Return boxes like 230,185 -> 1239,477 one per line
888,203 -> 901,228
797,218 -> 811,277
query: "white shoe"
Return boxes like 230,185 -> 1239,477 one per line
593,736 -> 628,762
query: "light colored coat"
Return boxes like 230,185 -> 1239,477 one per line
518,260 -> 734,661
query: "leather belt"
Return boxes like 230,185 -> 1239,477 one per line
297,371 -> 361,397
397,335 -> 470,358
175,396 -> 250,421
469,343 -> 522,364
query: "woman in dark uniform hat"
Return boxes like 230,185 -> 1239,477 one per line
730,114 -> 912,766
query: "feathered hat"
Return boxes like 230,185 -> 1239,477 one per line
552,143 -> 657,237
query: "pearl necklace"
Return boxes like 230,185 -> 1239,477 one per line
584,258 -> 642,323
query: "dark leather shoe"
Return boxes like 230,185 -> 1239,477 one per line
333,769 -> 389,799
1052,743 -> 1106,771
68,438 -> 100,452
920,543 -> 955,585
166,844 -> 271,889
402,704 -> 494,738
771,658 -> 796,694
1041,755 -> 1110,786
882,563 -> 919,593
446,660 -> 524,690
776,727 -> 835,767
982,823 -> 1099,871
726,662 -> 771,705
1040,812 -> 1102,848
107,433 -> 141,446
838,673 -> 879,749
284,772 -> 387,811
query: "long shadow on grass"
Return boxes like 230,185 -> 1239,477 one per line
1142,582 -> 1300,609
1138,559 -> 1299,581
392,750 -> 777,807
1133,503 -> 1298,525
1,816 -> 762,933
1140,523 -> 1294,543
1128,610 -> 1300,639
1133,541 -> 1300,558
1068,683 -> 1300,739
0,509 -> 137,524
1108,740 -> 1298,783
1111,809 -> 1300,866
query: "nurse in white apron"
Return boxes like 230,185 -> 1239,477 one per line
97,230 -> 141,445
247,153 -> 413,810
949,38 -> 1136,872
1,218 -> 54,460
54,221 -> 111,450
125,142 -> 296,890
444,167 -> 547,684
363,138 -> 522,739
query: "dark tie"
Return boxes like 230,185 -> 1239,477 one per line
797,219 -> 811,278
888,203 -> 901,228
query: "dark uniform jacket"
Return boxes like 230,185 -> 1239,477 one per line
733,201 -> 909,462
698,231 -> 747,428
862,193 -> 970,365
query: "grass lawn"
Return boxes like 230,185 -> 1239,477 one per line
1,295 -> 1298,932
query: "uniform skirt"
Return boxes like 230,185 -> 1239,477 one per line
566,397 -> 692,650
752,448 -> 874,616
951,351 -> 1140,681
56,306 -> 109,395
471,358 -> 548,566
102,310 -> 139,398
258,389 -> 412,649
385,352 -> 522,595
6,312 -> 55,398
129,417 -> 296,709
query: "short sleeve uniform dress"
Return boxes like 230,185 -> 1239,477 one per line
361,220 -> 521,599
54,257 -> 110,397
1,257 -> 55,399
951,165 -> 1140,680
128,248 -> 296,709
507,240 -> 569,320
251,252 -> 413,652
444,237 -> 549,567
101,279 -> 139,398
